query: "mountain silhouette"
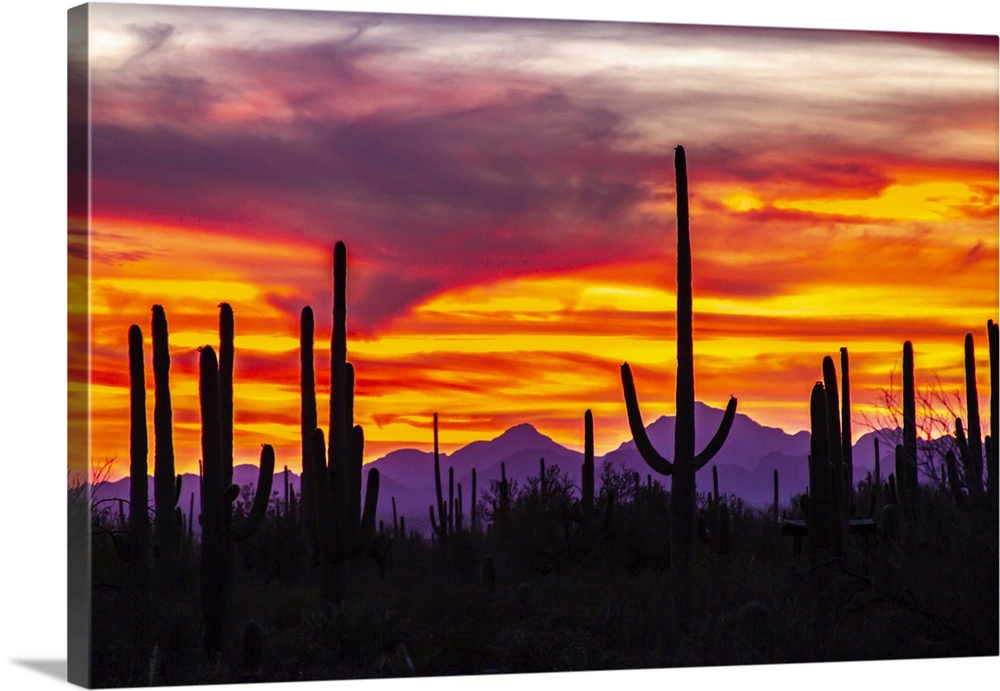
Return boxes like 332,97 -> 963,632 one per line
90,405 -> 955,536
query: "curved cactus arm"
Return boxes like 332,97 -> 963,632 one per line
233,444 -> 276,541
693,395 -> 738,471
620,362 -> 673,476
429,504 -> 440,534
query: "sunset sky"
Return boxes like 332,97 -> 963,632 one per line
69,4 -> 999,482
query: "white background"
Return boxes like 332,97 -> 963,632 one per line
2,1 -> 998,690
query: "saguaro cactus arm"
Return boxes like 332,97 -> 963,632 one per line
620,362 -> 673,475
693,396 -> 738,470
621,362 -> 738,475
232,445 -> 276,541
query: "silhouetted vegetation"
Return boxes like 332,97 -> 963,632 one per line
77,148 -> 999,686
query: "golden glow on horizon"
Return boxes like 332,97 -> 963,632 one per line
774,181 -> 994,220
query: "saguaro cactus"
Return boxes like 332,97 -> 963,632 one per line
151,305 -> 179,594
807,381 -> 836,559
219,304 -> 235,493
127,324 -> 150,599
840,347 -> 853,494
898,341 -> 919,516
199,345 -> 227,657
620,145 -> 738,569
430,413 -> 450,542
958,332 -> 985,493
307,241 -> 380,603
822,356 -> 848,551
582,409 -> 595,532
199,321 -> 275,657
300,306 -> 318,558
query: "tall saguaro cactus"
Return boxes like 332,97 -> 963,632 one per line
307,241 -> 380,604
151,305 -> 179,594
300,306 -> 318,557
620,145 -> 738,569
219,303 -> 235,493
898,341 -> 919,516
127,324 -> 150,599
840,347 -> 853,494
582,409 -> 595,533
199,346 -> 227,657
199,311 -> 275,657
822,356 -> 847,551
959,332 -> 984,493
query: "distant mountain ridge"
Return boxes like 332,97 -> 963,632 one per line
89,403 -> 942,536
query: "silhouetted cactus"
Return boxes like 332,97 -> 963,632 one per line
957,332 -> 985,493
582,410 -> 595,532
898,341 -> 919,519
306,241 -> 380,603
300,306 -> 318,559
497,461 -> 511,536
127,324 -> 150,599
199,345 -> 228,657
329,242 -> 351,544
840,347 -> 853,495
198,338 -> 275,657
807,381 -> 836,559
151,305 -> 179,595
822,355 -> 848,552
430,413 -> 450,542
219,303 -> 235,494
619,145 -> 738,570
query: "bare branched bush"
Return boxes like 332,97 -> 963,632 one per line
862,368 -> 964,492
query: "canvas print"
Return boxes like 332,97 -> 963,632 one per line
67,2 -> 999,688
